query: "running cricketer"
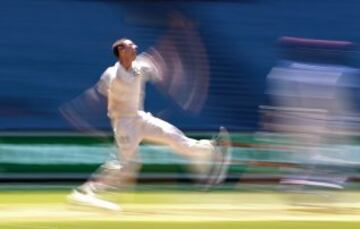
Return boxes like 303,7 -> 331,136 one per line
68,38 -> 231,210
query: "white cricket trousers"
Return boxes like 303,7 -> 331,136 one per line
112,111 -> 214,163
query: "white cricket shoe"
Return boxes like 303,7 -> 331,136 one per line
67,189 -> 121,211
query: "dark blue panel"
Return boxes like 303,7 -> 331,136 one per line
0,0 -> 360,131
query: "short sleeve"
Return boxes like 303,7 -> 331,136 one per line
96,67 -> 113,96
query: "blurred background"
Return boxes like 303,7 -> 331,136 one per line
1,0 -> 360,195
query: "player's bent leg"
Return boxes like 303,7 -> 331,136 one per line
168,126 -> 232,188
139,112 -> 232,187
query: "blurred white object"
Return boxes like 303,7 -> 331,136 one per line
67,189 -> 121,211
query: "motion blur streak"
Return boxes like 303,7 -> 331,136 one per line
260,37 -> 360,201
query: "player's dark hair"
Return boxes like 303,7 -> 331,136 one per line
112,38 -> 132,58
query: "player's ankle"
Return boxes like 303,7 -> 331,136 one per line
77,181 -> 97,194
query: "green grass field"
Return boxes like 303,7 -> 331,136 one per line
1,188 -> 360,229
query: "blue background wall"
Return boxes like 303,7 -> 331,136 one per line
1,0 -> 360,131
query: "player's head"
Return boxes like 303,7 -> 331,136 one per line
112,38 -> 137,67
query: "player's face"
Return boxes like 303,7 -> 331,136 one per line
117,44 -> 137,65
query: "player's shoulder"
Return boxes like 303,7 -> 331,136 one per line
101,62 -> 118,80
105,62 -> 119,74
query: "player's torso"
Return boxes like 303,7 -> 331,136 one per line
108,63 -> 145,118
